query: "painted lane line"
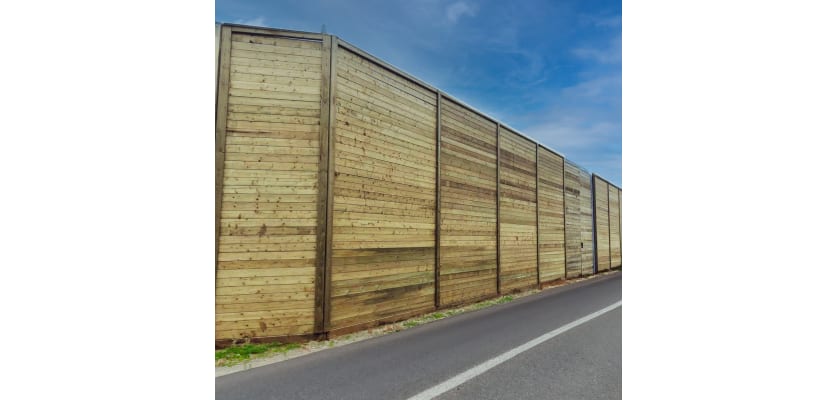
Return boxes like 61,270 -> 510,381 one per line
405,300 -> 622,400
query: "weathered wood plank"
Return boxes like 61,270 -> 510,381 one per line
216,32 -> 323,342
329,46 -> 437,330
594,176 -> 611,272
438,98 -> 498,306
579,169 -> 594,275
609,184 -> 621,267
564,162 -> 583,278
538,150 -> 566,283
499,127 -> 537,293
216,26 -> 233,280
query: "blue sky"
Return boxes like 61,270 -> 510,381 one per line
217,0 -> 621,186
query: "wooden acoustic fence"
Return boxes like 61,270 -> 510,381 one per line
215,24 -> 623,345
593,175 -> 622,272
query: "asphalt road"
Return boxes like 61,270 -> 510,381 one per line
216,272 -> 622,400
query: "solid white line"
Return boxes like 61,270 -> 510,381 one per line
405,301 -> 622,400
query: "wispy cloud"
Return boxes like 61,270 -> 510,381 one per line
560,75 -> 621,100
572,37 -> 621,64
234,16 -> 267,27
527,119 -> 617,150
579,14 -> 621,28
518,72 -> 622,184
445,1 -> 478,24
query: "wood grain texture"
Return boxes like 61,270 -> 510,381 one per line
313,35 -> 333,334
435,91 -> 442,308
537,149 -> 566,283
216,26 -> 232,277
216,33 -> 323,340
324,39 -> 338,331
609,184 -> 621,268
499,128 -> 538,293
564,162 -> 583,278
594,176 -> 610,272
579,169 -> 594,275
328,47 -> 437,330
438,98 -> 498,306
495,123 -> 501,294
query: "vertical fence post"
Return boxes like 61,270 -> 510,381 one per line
592,175 -> 598,275
435,91 -> 442,309
607,183 -> 612,272
322,36 -> 338,334
215,25 -> 232,280
495,123 -> 501,295
215,23 -> 221,103
618,190 -> 624,267
562,157 -> 567,280
314,34 -> 334,335
535,146 -> 540,287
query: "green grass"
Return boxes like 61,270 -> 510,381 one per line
397,294 -> 519,330
473,295 -> 515,310
216,342 -> 302,367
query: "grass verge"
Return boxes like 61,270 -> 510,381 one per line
216,342 -> 301,367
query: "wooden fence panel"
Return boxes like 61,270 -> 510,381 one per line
499,128 -> 538,292
618,189 -> 624,268
579,170 -> 594,275
329,47 -> 437,331
537,149 -> 566,282
438,98 -> 498,306
564,162 -> 582,278
216,33 -> 323,340
594,176 -> 611,272
609,184 -> 621,267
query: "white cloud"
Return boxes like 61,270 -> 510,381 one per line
572,37 -> 621,64
445,1 -> 478,24
560,75 -> 622,100
517,73 -> 622,184
234,16 -> 267,27
527,117 -> 618,151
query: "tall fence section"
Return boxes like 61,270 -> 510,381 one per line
215,24 -> 622,345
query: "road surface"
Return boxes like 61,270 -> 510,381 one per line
216,271 -> 622,400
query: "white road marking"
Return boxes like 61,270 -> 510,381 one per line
405,300 -> 622,400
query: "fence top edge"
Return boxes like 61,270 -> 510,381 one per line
218,22 -> 620,189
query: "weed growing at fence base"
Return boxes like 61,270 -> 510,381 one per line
216,342 -> 301,367
473,295 -> 514,310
